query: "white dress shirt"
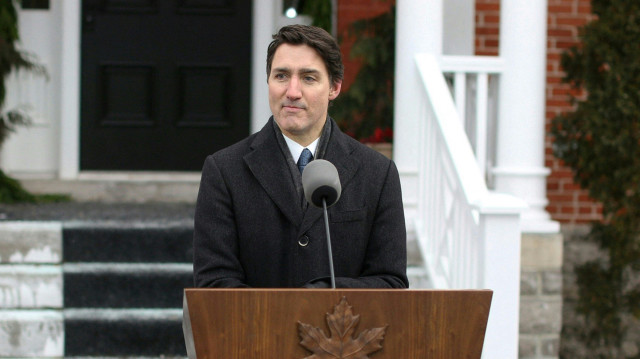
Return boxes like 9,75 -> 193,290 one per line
281,134 -> 319,164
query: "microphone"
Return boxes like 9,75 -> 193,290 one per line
301,159 -> 341,289
302,159 -> 341,208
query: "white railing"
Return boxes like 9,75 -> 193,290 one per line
439,55 -> 504,184
414,53 -> 526,359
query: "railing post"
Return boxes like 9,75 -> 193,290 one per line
474,193 -> 526,359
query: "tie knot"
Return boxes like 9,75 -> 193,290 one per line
297,148 -> 313,173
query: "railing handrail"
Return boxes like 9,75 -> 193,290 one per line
438,55 -> 505,74
413,52 -> 526,359
415,53 -> 489,206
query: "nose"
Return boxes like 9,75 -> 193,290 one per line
286,76 -> 302,99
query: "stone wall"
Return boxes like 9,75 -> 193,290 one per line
520,233 -> 564,359
560,225 -> 640,359
0,222 -> 64,357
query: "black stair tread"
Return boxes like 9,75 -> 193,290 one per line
64,266 -> 193,308
64,310 -> 186,356
63,224 -> 193,263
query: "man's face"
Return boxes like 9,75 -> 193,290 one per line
268,43 -> 341,146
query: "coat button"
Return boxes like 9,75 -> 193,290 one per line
298,235 -> 310,247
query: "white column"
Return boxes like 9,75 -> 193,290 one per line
394,0 -> 443,224
494,0 -> 559,233
251,0 -> 277,134
59,1 -> 81,179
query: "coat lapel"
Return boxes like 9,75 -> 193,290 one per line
244,120 -> 302,226
297,120 -> 360,237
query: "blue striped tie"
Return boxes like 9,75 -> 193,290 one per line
297,148 -> 313,173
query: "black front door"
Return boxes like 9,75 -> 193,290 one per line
81,0 -> 252,171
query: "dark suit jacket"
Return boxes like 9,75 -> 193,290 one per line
193,118 -> 408,288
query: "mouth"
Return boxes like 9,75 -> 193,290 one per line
282,102 -> 305,111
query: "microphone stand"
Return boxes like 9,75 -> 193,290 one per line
322,198 -> 336,289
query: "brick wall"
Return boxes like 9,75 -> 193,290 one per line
475,0 -> 600,224
545,0 -> 600,224
475,0 -> 500,56
337,0 -> 395,90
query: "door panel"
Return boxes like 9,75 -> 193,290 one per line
81,0 -> 252,171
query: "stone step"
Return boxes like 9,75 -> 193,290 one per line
0,264 -> 63,308
63,224 -> 193,263
64,263 -> 192,308
0,310 -> 64,357
406,234 -> 424,268
64,309 -> 186,356
0,221 -> 62,264
20,175 -> 200,203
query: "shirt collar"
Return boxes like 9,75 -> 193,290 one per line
282,134 -> 319,163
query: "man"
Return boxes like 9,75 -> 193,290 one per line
193,24 -> 407,288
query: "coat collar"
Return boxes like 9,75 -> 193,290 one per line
243,117 -> 360,233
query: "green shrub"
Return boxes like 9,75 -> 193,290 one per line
0,0 -> 49,203
330,5 -> 395,143
551,0 -> 640,356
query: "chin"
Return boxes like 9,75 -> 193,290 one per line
277,116 -> 306,129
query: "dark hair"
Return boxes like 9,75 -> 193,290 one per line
266,24 -> 344,87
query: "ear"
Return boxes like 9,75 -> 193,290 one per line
329,80 -> 342,100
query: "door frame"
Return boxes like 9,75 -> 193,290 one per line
59,0 -> 277,179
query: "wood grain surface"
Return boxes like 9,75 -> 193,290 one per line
184,289 -> 492,359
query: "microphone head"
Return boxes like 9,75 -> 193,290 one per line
301,159 -> 341,208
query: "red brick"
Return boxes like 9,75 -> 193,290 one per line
484,15 -> 500,24
548,28 -> 576,37
578,193 -> 598,202
556,16 -> 591,26
547,99 -> 572,107
578,206 -> 596,214
577,5 -> 593,14
549,193 -> 575,202
550,5 -> 575,13
484,39 -> 499,48
562,182 -> 586,191
476,3 -> 500,12
476,50 -> 499,56
476,27 -> 500,35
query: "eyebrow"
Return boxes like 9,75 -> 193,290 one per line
272,67 -> 322,76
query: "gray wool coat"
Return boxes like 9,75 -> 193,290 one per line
193,117 -> 408,288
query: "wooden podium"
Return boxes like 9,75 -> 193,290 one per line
183,289 -> 492,358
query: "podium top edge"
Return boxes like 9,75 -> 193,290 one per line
184,288 -> 493,293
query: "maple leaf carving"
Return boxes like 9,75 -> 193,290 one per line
298,297 -> 387,359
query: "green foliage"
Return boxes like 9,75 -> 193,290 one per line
330,5 -> 395,143
0,108 -> 30,149
0,0 -> 44,110
1,0 -> 45,148
0,168 -> 35,203
0,0 -> 50,204
300,0 -> 333,33
551,0 -> 640,355
0,169 -> 70,203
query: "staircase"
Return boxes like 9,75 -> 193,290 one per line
62,222 -> 193,357
0,200 -> 429,358
406,230 -> 431,288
